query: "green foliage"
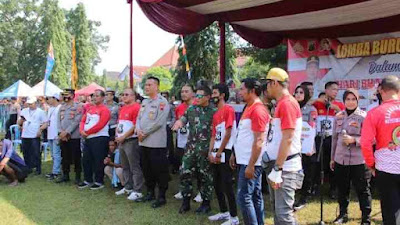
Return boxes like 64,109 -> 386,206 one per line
172,24 -> 219,97
237,58 -> 270,80
141,67 -> 173,92
0,0 -> 108,91
242,44 -> 287,69
99,69 -> 107,88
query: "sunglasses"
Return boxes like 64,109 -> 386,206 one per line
195,94 -> 205,99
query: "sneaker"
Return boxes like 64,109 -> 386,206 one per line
127,192 -> 143,201
174,191 -> 183,200
9,180 -> 18,187
45,173 -> 54,178
193,192 -> 203,202
208,212 -> 230,221
221,216 -> 240,225
78,181 -> 92,189
90,183 -> 104,190
293,198 -> 307,211
115,188 -> 133,196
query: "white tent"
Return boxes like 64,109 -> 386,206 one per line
31,80 -> 63,96
0,80 -> 33,98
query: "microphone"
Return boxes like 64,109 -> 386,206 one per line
342,130 -> 351,150
325,99 -> 331,110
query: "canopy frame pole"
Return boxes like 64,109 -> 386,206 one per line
219,22 -> 226,84
129,0 -> 134,88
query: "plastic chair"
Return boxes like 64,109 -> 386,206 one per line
9,125 -> 22,151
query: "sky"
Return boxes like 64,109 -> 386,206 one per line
58,0 -> 178,74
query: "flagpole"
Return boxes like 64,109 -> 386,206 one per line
128,0 -> 134,88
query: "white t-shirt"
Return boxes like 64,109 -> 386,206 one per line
47,105 -> 61,140
20,107 -> 47,138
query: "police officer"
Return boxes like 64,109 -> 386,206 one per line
105,89 -> 119,139
136,76 -> 170,208
56,89 -> 83,184
172,85 -> 216,214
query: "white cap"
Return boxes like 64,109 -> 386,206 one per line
49,92 -> 61,100
26,96 -> 37,104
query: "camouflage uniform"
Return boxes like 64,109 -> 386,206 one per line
179,104 -> 216,201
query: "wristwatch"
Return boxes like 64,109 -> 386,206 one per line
273,165 -> 283,172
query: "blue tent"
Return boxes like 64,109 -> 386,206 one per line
0,80 -> 33,98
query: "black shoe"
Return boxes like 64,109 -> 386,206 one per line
45,173 -> 54,178
361,215 -> 371,225
90,183 -> 104,190
195,200 -> 211,214
294,198 -> 307,211
333,214 -> 348,224
151,198 -> 166,208
55,174 -> 70,183
35,170 -> 41,175
137,192 -> 155,202
47,174 -> 60,180
77,182 -> 92,189
179,197 -> 191,214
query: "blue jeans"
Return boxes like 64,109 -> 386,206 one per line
49,139 -> 61,175
237,165 -> 264,225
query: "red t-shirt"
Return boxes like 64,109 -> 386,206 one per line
175,103 -> 189,120
212,104 -> 235,136
117,102 -> 140,138
275,95 -> 302,130
313,100 -> 345,116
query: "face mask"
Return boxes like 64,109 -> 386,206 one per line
212,97 -> 220,105
63,96 -> 71,102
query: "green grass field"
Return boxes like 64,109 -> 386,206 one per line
0,161 -> 383,225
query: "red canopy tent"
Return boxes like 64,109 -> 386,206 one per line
129,0 -> 400,82
75,82 -> 105,97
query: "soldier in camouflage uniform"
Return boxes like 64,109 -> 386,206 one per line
173,85 -> 216,214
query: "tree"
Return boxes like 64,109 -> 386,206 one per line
237,58 -> 270,80
141,67 -> 173,92
242,44 -> 287,69
114,81 -> 120,93
100,69 -> 107,88
38,0 -> 70,88
172,24 -> 219,97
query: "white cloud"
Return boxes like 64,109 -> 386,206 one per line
59,0 -> 177,74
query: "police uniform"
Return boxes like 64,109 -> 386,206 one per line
58,101 -> 83,182
106,101 -> 119,138
179,104 -> 216,201
136,94 -> 170,201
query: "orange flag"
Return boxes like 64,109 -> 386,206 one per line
71,37 -> 78,89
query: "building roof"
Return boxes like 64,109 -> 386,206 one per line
106,66 -> 149,81
151,45 -> 179,68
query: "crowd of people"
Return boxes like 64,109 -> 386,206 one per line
0,69 -> 399,225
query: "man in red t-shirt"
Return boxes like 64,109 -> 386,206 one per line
313,81 -> 345,199
231,78 -> 270,225
114,88 -> 144,201
264,68 -> 304,224
207,83 -> 239,224
361,76 -> 400,224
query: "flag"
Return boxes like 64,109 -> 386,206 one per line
180,35 -> 191,79
71,37 -> 78,90
44,42 -> 55,95
118,65 -> 129,81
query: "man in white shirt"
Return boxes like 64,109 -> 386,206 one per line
18,96 -> 47,175
44,93 -> 61,180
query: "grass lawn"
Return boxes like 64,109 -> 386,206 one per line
0,161 -> 383,225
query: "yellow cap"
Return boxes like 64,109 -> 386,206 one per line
266,67 -> 289,82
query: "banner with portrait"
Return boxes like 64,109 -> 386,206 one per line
287,32 -> 400,110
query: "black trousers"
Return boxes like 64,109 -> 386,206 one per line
335,163 -> 372,221
82,136 -> 109,184
376,170 -> 400,225
173,147 -> 185,172
108,128 -> 116,140
60,139 -> 81,175
5,114 -> 17,139
299,154 -> 316,198
212,150 -> 237,217
21,138 -> 41,173
314,136 -> 335,192
166,126 -> 176,168
141,146 -> 169,198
